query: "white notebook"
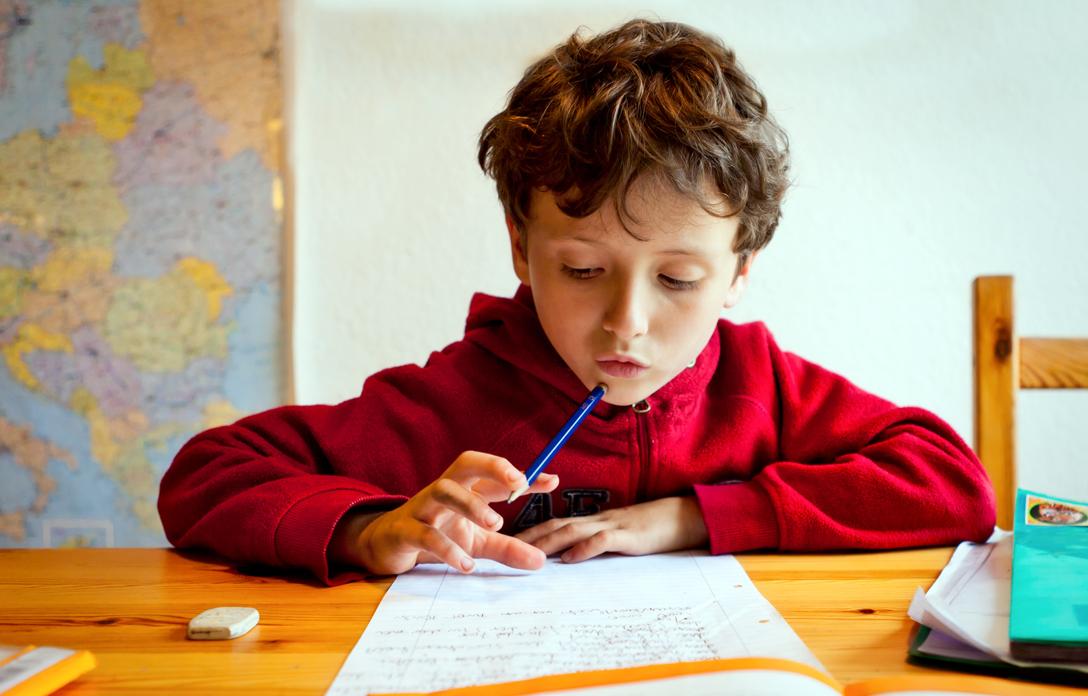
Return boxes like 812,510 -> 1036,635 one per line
325,551 -> 821,695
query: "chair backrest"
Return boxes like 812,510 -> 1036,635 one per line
973,275 -> 1088,528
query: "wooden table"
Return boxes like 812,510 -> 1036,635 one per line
0,548 -> 1078,694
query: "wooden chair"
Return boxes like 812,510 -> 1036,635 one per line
973,275 -> 1088,528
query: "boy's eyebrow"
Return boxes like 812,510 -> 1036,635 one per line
658,248 -> 709,258
566,235 -> 712,259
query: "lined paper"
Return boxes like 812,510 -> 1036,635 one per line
326,552 -> 820,695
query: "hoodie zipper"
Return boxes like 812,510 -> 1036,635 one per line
633,399 -> 652,499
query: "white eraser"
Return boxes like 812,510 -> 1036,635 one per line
187,607 -> 259,640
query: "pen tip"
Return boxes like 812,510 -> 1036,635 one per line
507,485 -> 529,504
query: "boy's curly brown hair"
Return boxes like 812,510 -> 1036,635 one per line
478,19 -> 790,261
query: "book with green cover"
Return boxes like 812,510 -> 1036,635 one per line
1009,488 -> 1088,662
908,625 -> 1088,686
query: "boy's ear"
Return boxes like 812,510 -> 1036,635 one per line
723,252 -> 757,308
506,214 -> 531,286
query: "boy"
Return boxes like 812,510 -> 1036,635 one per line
158,19 -> 995,584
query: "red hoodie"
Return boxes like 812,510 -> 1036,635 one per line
158,286 -> 995,584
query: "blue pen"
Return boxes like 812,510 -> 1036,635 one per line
507,383 -> 608,503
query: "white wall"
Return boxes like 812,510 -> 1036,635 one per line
289,0 -> 1088,499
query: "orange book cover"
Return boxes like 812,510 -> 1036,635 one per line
375,656 -> 1060,696
0,645 -> 96,696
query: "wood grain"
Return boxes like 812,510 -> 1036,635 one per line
1020,338 -> 1088,389
974,275 -> 1017,530
0,548 -> 1080,694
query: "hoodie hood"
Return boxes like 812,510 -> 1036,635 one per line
462,284 -> 722,419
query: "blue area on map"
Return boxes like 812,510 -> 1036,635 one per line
152,432 -> 192,478
38,456 -> 119,525
40,454 -> 161,546
224,282 -> 282,412
0,362 -> 91,469
0,363 -> 122,547
0,451 -> 35,511
1,1 -> 101,139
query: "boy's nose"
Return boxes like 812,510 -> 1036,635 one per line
601,280 -> 649,341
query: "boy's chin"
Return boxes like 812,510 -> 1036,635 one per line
574,368 -> 679,407
591,379 -> 661,407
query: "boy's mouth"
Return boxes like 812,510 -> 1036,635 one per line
596,355 -> 649,379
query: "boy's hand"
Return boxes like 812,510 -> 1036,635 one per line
330,451 -> 559,575
514,496 -> 708,563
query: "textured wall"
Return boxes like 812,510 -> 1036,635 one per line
289,0 -> 1088,500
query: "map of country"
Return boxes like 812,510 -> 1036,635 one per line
0,0 -> 284,548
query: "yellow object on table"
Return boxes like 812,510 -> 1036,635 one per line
0,644 -> 95,696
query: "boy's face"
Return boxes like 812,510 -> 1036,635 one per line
508,176 -> 751,406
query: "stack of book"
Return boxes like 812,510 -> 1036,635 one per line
907,489 -> 1088,686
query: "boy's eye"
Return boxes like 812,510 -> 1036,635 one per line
561,265 -> 601,280
659,274 -> 700,291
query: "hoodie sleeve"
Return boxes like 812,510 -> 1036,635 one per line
157,359 -> 470,585
694,329 -> 996,554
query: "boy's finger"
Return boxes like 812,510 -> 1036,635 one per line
513,515 -> 567,545
447,451 -> 524,489
528,520 -> 600,556
560,529 -> 618,564
417,478 -> 502,531
471,469 -> 561,503
410,519 -> 476,574
528,472 -> 559,492
475,529 -> 547,571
